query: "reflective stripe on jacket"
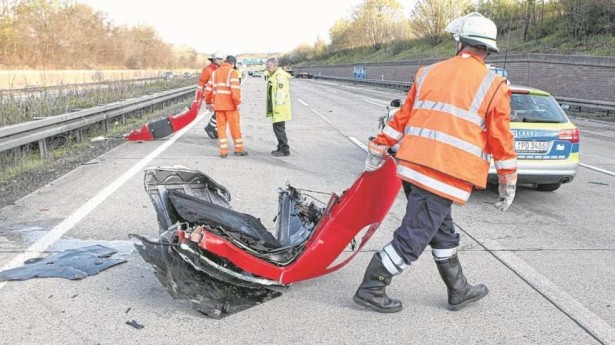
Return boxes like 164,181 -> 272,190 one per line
265,68 -> 292,123
374,53 -> 517,204
204,62 -> 241,111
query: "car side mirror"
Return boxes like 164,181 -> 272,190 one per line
389,99 -> 402,108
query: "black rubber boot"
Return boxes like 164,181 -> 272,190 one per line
204,114 -> 218,139
435,254 -> 489,311
353,253 -> 402,313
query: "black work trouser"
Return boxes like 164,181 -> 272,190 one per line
391,184 -> 460,264
273,121 -> 289,153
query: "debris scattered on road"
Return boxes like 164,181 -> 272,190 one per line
589,181 -> 609,186
125,307 -> 131,314
132,235 -> 281,319
90,136 -> 108,143
125,320 -> 144,330
0,245 -> 126,281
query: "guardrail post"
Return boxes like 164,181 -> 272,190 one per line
75,129 -> 83,143
38,138 -> 49,159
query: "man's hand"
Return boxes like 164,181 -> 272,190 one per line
194,88 -> 203,102
365,141 -> 388,172
494,172 -> 517,211
236,104 -> 241,111
206,104 -> 214,112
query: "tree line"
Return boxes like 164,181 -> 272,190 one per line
280,0 -> 615,65
0,0 -> 209,69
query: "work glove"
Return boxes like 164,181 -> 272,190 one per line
194,88 -> 203,103
494,172 -> 517,212
365,141 -> 388,172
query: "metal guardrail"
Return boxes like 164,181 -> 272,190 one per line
313,75 -> 615,115
314,75 -> 412,90
0,85 -> 194,157
556,97 -> 615,116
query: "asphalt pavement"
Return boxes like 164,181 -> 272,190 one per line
0,76 -> 614,344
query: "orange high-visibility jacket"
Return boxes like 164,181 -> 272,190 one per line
204,62 -> 241,111
197,63 -> 218,92
374,53 -> 517,204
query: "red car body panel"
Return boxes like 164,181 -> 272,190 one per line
125,100 -> 201,141
197,156 -> 401,284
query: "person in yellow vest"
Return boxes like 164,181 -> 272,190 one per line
204,55 -> 247,158
264,57 -> 293,157
353,12 -> 517,313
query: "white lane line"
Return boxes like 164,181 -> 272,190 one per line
363,99 -> 386,107
580,163 -> 615,177
341,85 -> 395,96
0,111 -> 206,290
478,237 -> 615,344
349,136 -> 368,152
309,108 -> 332,125
297,98 -> 309,107
318,81 -> 338,86
322,88 -> 338,94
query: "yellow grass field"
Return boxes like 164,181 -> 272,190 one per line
0,69 -> 192,89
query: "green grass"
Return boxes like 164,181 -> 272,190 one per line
300,27 -> 614,66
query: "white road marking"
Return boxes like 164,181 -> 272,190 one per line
0,111 -> 207,290
321,88 -> 338,94
580,163 -> 615,177
317,81 -> 338,86
476,237 -> 615,343
309,108 -> 332,125
363,99 -> 386,107
349,136 -> 368,152
342,85 -> 395,96
297,98 -> 309,107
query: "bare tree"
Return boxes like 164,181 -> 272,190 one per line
410,0 -> 472,44
352,0 -> 409,50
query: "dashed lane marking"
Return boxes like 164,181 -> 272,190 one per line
580,163 -> 615,177
309,108 -> 332,125
349,137 -> 368,152
297,98 -> 309,107
363,100 -> 386,107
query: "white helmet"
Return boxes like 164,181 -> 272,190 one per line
211,51 -> 226,60
444,12 -> 499,53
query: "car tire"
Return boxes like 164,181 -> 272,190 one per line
536,182 -> 562,192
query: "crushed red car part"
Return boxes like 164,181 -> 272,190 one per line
124,100 -> 201,142
131,157 -> 401,317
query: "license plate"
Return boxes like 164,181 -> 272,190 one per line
515,141 -> 548,153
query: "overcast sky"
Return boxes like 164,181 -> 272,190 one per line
78,0 -> 411,55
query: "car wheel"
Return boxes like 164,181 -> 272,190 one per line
535,182 -> 562,192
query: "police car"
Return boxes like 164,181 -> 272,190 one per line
379,85 -> 579,192
488,85 -> 579,191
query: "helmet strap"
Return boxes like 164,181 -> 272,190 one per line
455,41 -> 466,56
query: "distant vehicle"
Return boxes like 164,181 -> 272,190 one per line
252,70 -> 263,78
163,71 -> 175,79
295,72 -> 313,79
247,70 -> 254,76
182,72 -> 192,78
378,85 -> 579,192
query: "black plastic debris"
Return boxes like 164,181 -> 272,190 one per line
0,245 -> 126,281
133,237 -> 281,319
126,320 -> 144,330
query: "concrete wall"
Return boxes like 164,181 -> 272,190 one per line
295,54 -> 615,102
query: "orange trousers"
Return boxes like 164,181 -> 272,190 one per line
215,110 -> 244,155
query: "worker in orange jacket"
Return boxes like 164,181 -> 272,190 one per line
197,51 -> 224,139
353,12 -> 517,313
204,55 -> 247,158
